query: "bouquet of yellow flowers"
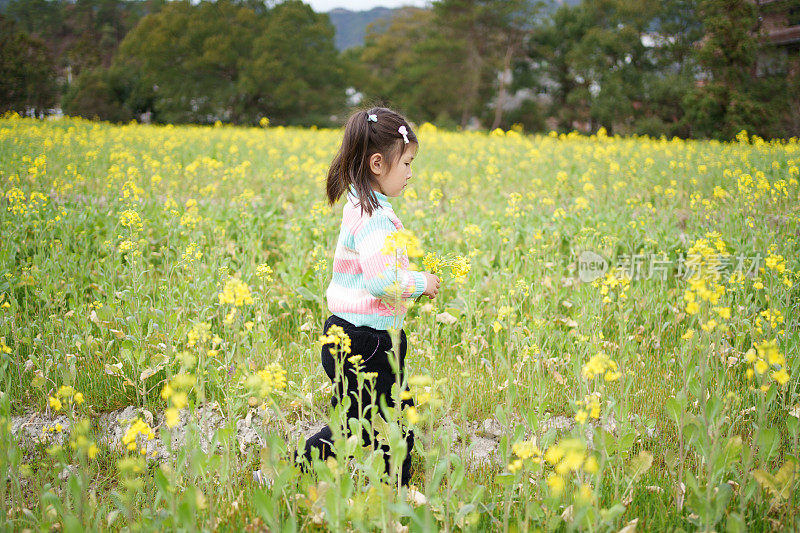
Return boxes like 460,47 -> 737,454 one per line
415,251 -> 471,302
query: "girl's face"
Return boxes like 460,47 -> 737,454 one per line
369,143 -> 417,198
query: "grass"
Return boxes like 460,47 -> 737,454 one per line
0,115 -> 798,530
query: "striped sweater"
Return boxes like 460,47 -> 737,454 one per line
326,185 -> 427,330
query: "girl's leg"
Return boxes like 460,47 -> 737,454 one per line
303,316 -> 383,471
302,425 -> 334,465
365,328 -> 417,486
300,315 -> 338,470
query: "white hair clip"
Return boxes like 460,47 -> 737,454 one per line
367,114 -> 377,122
398,125 -> 409,144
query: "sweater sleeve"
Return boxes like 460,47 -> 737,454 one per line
354,214 -> 427,300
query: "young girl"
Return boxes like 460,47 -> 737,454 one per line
302,107 -> 440,486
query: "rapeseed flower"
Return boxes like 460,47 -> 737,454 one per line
382,229 -> 423,258
119,209 -> 143,232
256,263 -> 274,282
218,278 -> 253,307
122,418 -> 155,453
320,325 -> 351,355
581,352 -> 621,382
245,362 -> 288,400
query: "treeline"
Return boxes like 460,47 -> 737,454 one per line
1,0 -> 344,125
1,0 -> 798,139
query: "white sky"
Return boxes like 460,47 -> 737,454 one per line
307,0 -> 430,11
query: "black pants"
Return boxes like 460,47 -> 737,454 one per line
302,314 -> 415,486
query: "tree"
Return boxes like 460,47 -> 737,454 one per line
526,4 -> 593,131
527,0 -> 699,135
683,0 -> 771,139
115,0 -> 264,123
238,0 -> 345,125
356,0 -> 540,128
482,0 -> 542,129
633,0 -> 703,137
0,15 -> 58,116
114,0 -> 344,125
431,0 -> 540,129
354,7 -> 464,123
61,65 -> 135,121
6,0 -> 153,79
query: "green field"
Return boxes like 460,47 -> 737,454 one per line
1,114 -> 798,531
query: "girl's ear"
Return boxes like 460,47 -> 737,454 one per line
368,153 -> 383,176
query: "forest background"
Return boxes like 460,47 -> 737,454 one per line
1,0 -> 799,140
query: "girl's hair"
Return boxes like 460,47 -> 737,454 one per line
326,107 -> 418,216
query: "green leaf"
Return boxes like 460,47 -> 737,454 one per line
752,458 -> 797,501
617,431 -> 636,453
495,472 -> 516,486
726,511 -> 746,533
626,450 -> 653,479
665,397 -> 683,424
295,286 -> 320,303
757,427 -> 781,461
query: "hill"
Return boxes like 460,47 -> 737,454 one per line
327,6 -> 398,51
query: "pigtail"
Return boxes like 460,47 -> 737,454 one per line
325,119 -> 351,207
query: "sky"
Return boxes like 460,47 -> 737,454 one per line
306,0 -> 430,11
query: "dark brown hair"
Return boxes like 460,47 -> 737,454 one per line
326,107 -> 418,216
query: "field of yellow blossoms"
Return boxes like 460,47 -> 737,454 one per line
0,113 -> 798,531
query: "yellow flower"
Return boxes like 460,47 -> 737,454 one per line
248,363 -> 288,397
755,359 -> 768,375
577,483 -> 594,502
49,396 -> 62,411
546,474 -> 565,496
756,339 -> 784,367
583,455 -> 599,474
119,209 -> 143,232
165,408 -> 180,428
256,263 -> 273,282
218,278 -> 254,307
715,307 -> 731,319
681,329 -> 695,340
701,319 -> 717,332
409,375 -> 433,387
772,368 -> 790,386
575,409 -> 588,424
381,229 -> 423,258
422,252 -> 442,274
320,325 -> 351,355
545,446 -> 564,465
87,443 -> 99,460
187,321 -> 212,347
122,418 -> 155,454
171,392 -> 188,410
556,448 -> 585,475
586,396 -> 601,418
511,440 -> 541,462
406,406 -> 420,425
73,392 -> 84,405
582,352 -> 620,381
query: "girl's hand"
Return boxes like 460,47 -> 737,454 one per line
422,272 -> 440,299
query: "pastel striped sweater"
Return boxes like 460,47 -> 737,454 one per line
326,185 -> 427,330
